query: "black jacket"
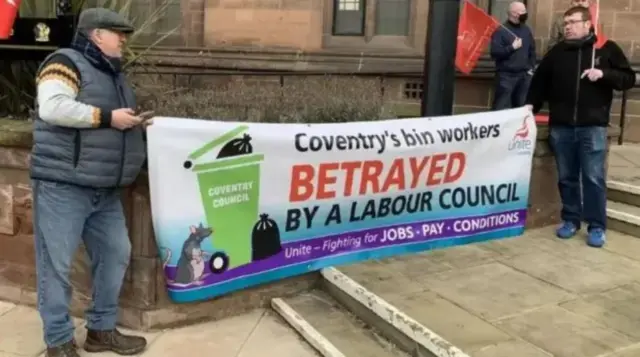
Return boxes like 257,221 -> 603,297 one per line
526,35 -> 636,126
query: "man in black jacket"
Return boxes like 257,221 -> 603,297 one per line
526,6 -> 636,248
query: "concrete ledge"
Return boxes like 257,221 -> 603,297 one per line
320,267 -> 470,357
271,298 -> 346,357
607,200 -> 640,238
607,180 -> 640,207
0,119 -> 33,148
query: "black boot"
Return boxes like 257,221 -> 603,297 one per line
46,340 -> 79,357
84,328 -> 147,355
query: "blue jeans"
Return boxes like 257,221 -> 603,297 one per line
32,180 -> 131,347
492,72 -> 531,110
548,126 -> 608,230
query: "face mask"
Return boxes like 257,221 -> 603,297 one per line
518,13 -> 528,23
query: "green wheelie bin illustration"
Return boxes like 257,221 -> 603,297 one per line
183,125 -> 264,272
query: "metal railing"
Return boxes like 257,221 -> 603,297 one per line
619,90 -> 629,145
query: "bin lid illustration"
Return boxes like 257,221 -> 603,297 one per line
183,125 -> 264,172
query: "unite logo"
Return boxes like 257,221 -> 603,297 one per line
508,115 -> 534,153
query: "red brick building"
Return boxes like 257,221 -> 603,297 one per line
125,0 -> 640,140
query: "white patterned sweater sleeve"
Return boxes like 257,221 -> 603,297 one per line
36,54 -> 111,128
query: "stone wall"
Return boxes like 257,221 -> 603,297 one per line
180,0 -> 205,47
0,120 -> 318,331
203,0 -> 323,50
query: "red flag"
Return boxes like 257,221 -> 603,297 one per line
0,0 -> 20,39
455,0 -> 500,75
589,1 -> 607,49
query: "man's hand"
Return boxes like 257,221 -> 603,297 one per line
512,38 -> 522,50
111,108 -> 142,130
525,104 -> 533,112
581,68 -> 604,82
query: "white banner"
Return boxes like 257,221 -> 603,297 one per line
147,107 -> 537,303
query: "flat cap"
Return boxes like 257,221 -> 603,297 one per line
77,8 -> 135,34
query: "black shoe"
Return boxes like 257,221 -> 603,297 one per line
46,340 -> 80,357
84,328 -> 147,355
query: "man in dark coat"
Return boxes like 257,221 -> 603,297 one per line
490,1 -> 536,110
526,6 -> 636,248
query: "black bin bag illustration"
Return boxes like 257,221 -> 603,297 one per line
251,213 -> 282,261
217,133 -> 253,158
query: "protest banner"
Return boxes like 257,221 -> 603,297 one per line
146,107 -> 537,303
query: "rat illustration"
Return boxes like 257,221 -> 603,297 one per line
162,223 -> 213,287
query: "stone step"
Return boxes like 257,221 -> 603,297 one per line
320,267 -> 469,357
607,200 -> 640,238
272,290 -> 408,357
607,180 -> 640,207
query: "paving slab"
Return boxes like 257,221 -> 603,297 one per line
495,305 -> 633,357
236,310 -> 319,357
604,230 -> 640,261
413,244 -> 499,270
476,236 -> 553,258
143,308 -> 318,357
560,283 -> 640,341
141,309 -> 262,357
0,305 -> 82,356
470,340 -> 552,357
335,259 -> 427,300
388,290 -> 513,352
418,262 -> 575,322
0,305 -> 318,357
68,325 -> 162,357
377,252 -> 454,277
604,344 -> 640,357
499,246 -> 640,295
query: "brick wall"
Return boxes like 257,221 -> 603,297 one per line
202,0 -> 324,50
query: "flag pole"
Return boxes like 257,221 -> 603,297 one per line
420,0 -> 461,117
499,23 -> 517,38
591,0 -> 599,69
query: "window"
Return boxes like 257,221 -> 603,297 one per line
333,0 -> 366,35
403,81 -> 423,100
375,0 -> 411,36
489,0 -> 527,24
332,0 -> 411,36
19,0 -> 57,18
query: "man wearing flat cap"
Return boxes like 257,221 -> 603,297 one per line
32,8 -> 148,357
